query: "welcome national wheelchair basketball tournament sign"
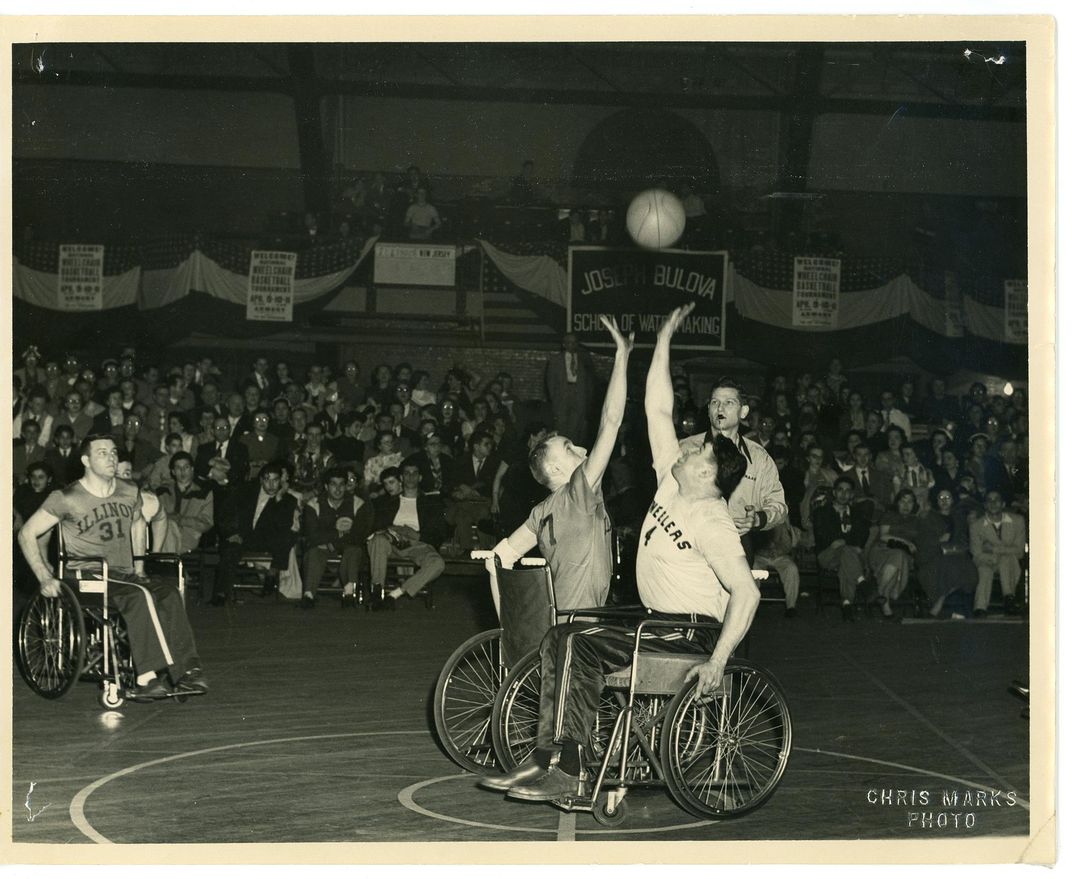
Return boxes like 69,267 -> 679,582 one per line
567,246 -> 729,350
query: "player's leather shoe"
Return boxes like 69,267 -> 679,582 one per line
478,757 -> 547,792
506,766 -> 583,802
177,667 -> 209,694
130,678 -> 173,701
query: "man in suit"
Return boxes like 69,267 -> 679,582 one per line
445,429 -> 504,551
984,438 -> 1028,508
845,444 -> 894,521
544,331 -> 597,447
13,420 -> 46,484
299,468 -> 376,609
813,476 -> 877,621
52,389 -> 95,443
44,425 -> 85,486
91,387 -> 129,438
209,460 -> 297,605
195,416 -> 251,484
115,414 -> 160,481
368,462 -> 448,610
970,490 -> 1026,617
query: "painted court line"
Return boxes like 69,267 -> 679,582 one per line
70,730 -> 428,843
838,648 -> 1026,800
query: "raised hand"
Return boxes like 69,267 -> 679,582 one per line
599,315 -> 635,354
657,302 -> 697,341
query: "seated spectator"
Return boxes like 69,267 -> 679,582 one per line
195,416 -> 250,484
91,387 -> 128,439
336,361 -> 367,410
565,208 -> 587,243
878,389 -> 912,437
153,452 -> 215,554
239,410 -> 280,480
823,358 -> 849,398
867,488 -> 920,617
769,392 -> 795,441
363,431 -> 404,496
393,382 -> 422,435
14,461 -> 55,593
210,461 -> 297,606
314,389 -> 344,440
846,444 -> 893,520
861,410 -> 886,456
984,438 -> 1028,508
291,422 -> 335,499
197,379 -> 224,418
437,397 -> 465,454
283,406 -> 310,459
403,370 -> 434,409
404,187 -> 441,240
799,445 -> 838,531
895,377 -> 919,419
14,386 -> 54,447
493,423 -> 551,537
268,398 -> 294,445
299,468 -> 375,609
368,462 -> 448,610
920,377 -> 961,431
15,345 -> 47,390
367,364 -> 395,411
752,521 -> 801,618
166,411 -> 196,453
918,487 -> 977,618
327,412 -> 366,470
14,420 -> 46,484
445,430 -> 506,552
45,424 -> 85,485
53,389 -> 94,442
144,434 -> 185,491
873,426 -> 908,485
408,432 -> 453,497
932,447 -> 964,496
813,476 -> 877,620
895,444 -> 935,511
918,428 -> 953,473
969,490 -> 1026,617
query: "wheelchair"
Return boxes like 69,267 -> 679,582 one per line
432,553 -> 558,773
15,550 -> 195,711
493,609 -> 792,824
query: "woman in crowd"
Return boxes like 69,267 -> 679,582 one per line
932,448 -> 963,496
363,430 -> 403,497
837,389 -> 867,436
410,370 -> 437,408
799,445 -> 839,532
367,364 -> 395,411
867,488 -> 921,618
874,425 -> 908,485
437,397 -> 465,454
917,487 -> 978,618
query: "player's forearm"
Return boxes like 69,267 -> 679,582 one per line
17,529 -> 53,583
710,581 -> 760,665
599,345 -> 632,431
644,332 -> 674,419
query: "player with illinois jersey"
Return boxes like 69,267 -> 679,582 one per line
18,434 -> 207,701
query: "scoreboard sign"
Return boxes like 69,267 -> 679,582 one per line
567,246 -> 728,350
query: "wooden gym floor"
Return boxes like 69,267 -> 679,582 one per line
9,573 -> 1030,847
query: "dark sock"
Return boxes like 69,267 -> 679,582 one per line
533,747 -> 557,770
556,740 -> 583,776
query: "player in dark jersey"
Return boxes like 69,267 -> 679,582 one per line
478,314 -> 632,791
18,434 -> 207,701
484,314 -> 633,612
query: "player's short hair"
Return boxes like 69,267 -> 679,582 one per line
833,475 -> 855,491
78,433 -> 116,457
380,466 -> 402,485
711,434 -> 747,498
322,467 -> 347,487
528,433 -> 561,487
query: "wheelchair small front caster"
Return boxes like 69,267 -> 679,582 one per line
593,793 -> 628,827
99,682 -> 126,710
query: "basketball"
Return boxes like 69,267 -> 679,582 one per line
626,188 -> 686,250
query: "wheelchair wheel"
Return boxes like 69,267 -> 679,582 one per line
660,659 -> 792,819
493,654 -> 657,780
433,628 -> 504,773
15,581 -> 87,699
491,649 -> 541,771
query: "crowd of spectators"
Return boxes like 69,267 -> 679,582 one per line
12,339 -> 1029,620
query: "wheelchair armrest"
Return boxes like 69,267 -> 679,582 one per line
564,604 -> 651,624
58,554 -> 110,581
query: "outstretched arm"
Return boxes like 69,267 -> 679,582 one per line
581,316 -> 634,488
645,303 -> 695,465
